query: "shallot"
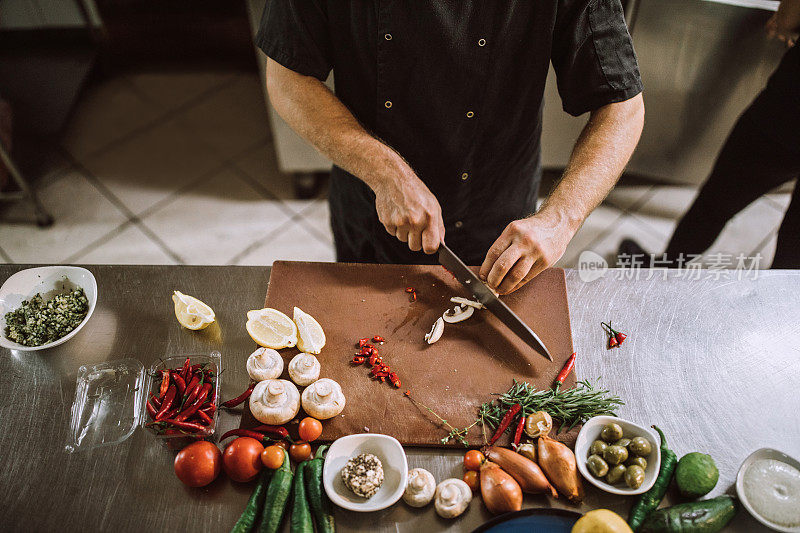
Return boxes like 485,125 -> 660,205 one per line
484,446 -> 558,498
537,435 -> 585,502
479,460 -> 522,515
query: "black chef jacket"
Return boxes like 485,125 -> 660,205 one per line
256,0 -> 642,265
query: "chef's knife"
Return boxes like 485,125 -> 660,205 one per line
438,243 -> 553,361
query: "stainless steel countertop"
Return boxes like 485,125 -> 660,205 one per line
1,265 -> 797,532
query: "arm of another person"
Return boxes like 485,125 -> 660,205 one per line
265,58 -> 445,254
480,93 -> 645,294
766,0 -> 800,46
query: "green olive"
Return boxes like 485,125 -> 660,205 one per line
587,454 -> 609,478
625,465 -> 645,489
603,445 -> 629,466
606,464 -> 627,484
614,438 -> 632,449
626,456 -> 648,470
601,423 -> 624,442
589,440 -> 608,457
629,437 -> 653,456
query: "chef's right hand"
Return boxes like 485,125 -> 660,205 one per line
373,171 -> 445,254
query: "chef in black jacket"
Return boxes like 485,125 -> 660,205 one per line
257,0 -> 644,293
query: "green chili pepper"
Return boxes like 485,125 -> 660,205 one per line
230,468 -> 272,533
258,449 -> 293,533
290,459 -> 314,533
304,445 -> 334,533
628,425 -> 678,531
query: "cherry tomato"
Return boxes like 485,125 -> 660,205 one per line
463,449 -> 485,471
174,441 -> 222,487
223,437 -> 264,482
289,441 -> 312,463
261,445 -> 285,469
298,417 -> 323,442
463,470 -> 480,492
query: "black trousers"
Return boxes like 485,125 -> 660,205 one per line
665,45 -> 800,268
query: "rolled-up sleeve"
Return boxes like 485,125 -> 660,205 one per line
255,0 -> 333,81
551,0 -> 643,116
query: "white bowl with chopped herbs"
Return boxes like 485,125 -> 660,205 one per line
0,266 -> 97,351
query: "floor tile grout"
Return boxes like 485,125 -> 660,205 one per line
72,73 -> 242,165
62,220 -> 136,264
226,216 -> 302,265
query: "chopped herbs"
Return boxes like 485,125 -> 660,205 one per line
3,287 -> 89,346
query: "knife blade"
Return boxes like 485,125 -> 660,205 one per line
438,243 -> 553,361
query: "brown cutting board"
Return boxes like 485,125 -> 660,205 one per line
242,261 -> 576,447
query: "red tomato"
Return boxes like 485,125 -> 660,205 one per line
261,445 -> 285,469
289,442 -> 312,463
223,437 -> 264,482
463,470 -> 480,492
298,417 -> 323,442
463,450 -> 485,471
174,441 -> 222,487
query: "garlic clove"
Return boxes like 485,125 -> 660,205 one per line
425,317 -> 445,344
442,304 -> 474,323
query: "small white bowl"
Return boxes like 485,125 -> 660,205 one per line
575,415 -> 661,495
736,448 -> 800,532
0,266 -> 98,352
323,433 -> 408,512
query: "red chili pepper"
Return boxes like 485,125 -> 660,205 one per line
219,428 -> 268,441
180,357 -> 191,381
196,410 -> 213,425
222,383 -> 255,408
554,352 -> 576,391
150,393 -> 162,409
372,335 -> 385,344
155,385 -> 177,421
608,336 -> 618,348
146,397 -> 158,419
388,371 -> 401,388
358,338 -> 370,348
176,383 -> 211,421
199,403 -> 215,415
513,415 -> 526,447
158,370 -> 170,399
161,419 -> 206,433
489,403 -> 521,445
602,322 -> 627,348
172,373 -> 187,397
351,355 -> 366,365
615,331 -> 627,345
183,375 -> 203,405
250,424 -> 290,439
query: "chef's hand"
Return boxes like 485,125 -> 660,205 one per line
766,0 -> 800,47
479,214 -> 573,294
373,172 -> 445,254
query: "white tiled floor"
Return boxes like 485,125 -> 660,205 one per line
0,68 -> 794,268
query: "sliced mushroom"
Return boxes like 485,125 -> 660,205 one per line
450,297 -> 484,309
434,478 -> 472,518
246,347 -> 284,382
250,379 -> 300,425
425,317 -> 444,344
288,353 -> 320,386
524,410 -> 553,438
403,468 -> 436,507
301,378 -> 346,420
442,304 -> 474,323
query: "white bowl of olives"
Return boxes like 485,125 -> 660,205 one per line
575,416 -> 661,495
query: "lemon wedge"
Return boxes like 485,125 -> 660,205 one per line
246,308 -> 298,349
172,291 -> 215,330
293,306 -> 325,354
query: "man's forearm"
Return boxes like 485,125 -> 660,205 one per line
537,94 -> 645,233
265,58 -> 408,190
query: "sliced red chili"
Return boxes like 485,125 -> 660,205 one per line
351,356 -> 366,364
358,338 -> 370,348
388,372 -> 401,388
372,335 -> 385,343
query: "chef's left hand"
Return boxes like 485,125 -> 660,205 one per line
479,214 -> 573,294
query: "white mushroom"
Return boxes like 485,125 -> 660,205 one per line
450,297 -> 484,309
425,317 -> 444,344
442,304 -> 474,323
301,378 -> 346,420
403,468 -> 436,507
288,353 -> 321,386
246,347 -> 284,382
250,379 -> 300,425
434,478 -> 472,518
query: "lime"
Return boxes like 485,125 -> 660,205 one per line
571,509 -> 633,533
675,452 -> 719,498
